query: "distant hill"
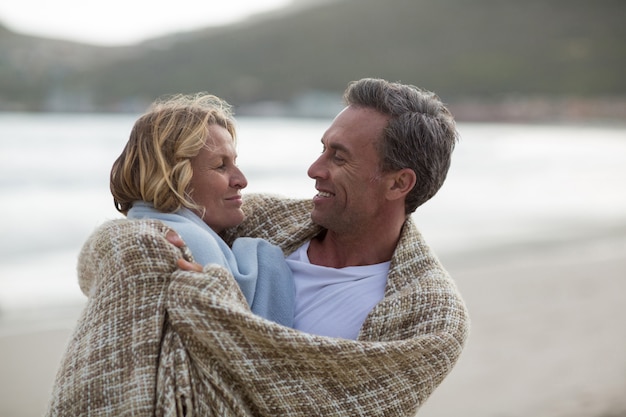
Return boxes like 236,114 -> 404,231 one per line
1,0 -> 625,121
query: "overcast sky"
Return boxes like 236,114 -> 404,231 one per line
0,0 -> 291,46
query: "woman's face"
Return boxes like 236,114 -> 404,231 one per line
188,124 -> 248,232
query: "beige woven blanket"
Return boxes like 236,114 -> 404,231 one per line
47,196 -> 469,416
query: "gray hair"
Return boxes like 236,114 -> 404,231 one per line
343,78 -> 459,214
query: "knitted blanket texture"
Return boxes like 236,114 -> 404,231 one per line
46,194 -> 469,416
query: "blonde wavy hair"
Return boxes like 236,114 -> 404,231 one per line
110,93 -> 236,215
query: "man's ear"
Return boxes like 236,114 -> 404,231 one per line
387,168 -> 416,200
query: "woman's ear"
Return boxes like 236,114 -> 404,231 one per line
387,168 -> 417,201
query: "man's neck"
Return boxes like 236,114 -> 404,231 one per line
307,219 -> 406,268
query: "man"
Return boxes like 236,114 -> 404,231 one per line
51,78 -> 469,417
176,78 -> 463,338
286,78 -> 459,339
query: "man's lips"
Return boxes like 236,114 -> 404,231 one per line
313,189 -> 334,202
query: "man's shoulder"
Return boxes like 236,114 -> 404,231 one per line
243,193 -> 313,225
385,216 -> 447,290
243,193 -> 312,211
396,217 -> 429,253
223,193 -> 320,252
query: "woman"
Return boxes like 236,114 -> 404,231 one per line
47,93 -> 296,417
109,93 -> 293,325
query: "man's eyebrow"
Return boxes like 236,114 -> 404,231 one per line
321,138 -> 350,154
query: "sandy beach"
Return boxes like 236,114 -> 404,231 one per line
420,228 -> 626,417
1,228 -> 625,417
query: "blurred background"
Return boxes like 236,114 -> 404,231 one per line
1,0 -> 625,416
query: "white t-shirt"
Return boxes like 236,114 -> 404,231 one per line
285,241 -> 389,340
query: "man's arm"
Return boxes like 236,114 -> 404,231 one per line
221,193 -> 320,255
167,266 -> 462,417
50,219 -> 189,416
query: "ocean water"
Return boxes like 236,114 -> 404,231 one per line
1,113 -> 626,315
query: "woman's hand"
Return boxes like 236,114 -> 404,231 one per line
176,258 -> 203,272
166,230 -> 203,272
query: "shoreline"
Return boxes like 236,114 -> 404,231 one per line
2,228 -> 626,417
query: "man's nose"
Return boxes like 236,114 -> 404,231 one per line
307,154 -> 326,179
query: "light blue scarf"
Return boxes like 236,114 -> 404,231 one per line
128,201 -> 294,327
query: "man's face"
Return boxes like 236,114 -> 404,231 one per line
307,105 -> 392,235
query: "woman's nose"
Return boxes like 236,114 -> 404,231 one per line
233,167 -> 248,189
